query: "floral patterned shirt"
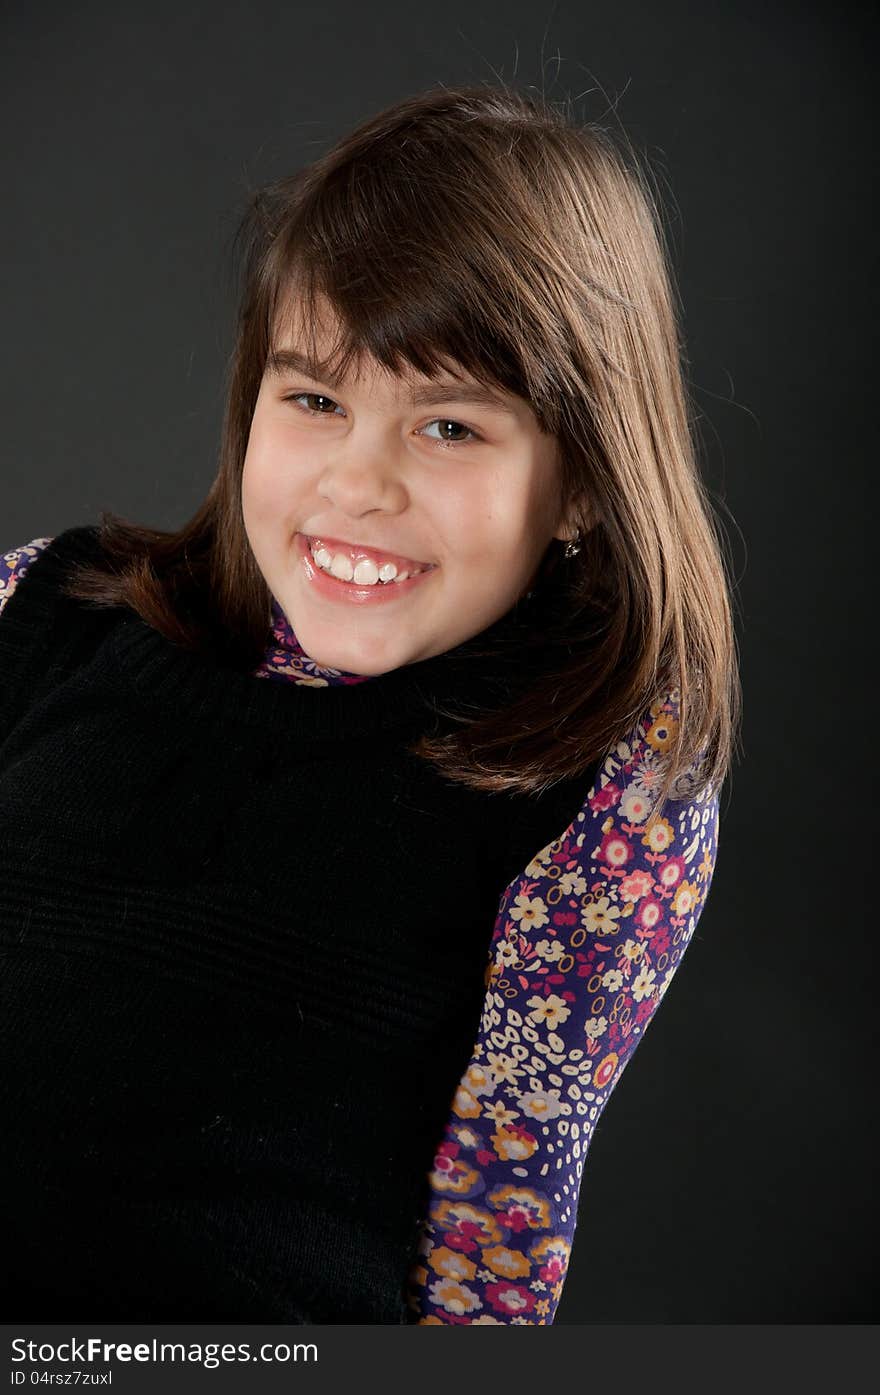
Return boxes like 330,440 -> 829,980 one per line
1,536 -> 721,1324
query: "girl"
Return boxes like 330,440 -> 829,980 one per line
0,82 -> 739,1324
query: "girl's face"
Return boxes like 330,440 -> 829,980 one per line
241,320 -> 575,677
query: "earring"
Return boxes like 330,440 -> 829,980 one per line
563,530 -> 582,559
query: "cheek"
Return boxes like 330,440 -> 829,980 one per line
240,454 -> 266,526
452,488 -> 537,565
242,436 -> 296,523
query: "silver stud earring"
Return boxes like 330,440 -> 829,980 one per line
563,530 -> 582,559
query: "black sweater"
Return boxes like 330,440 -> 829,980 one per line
0,525 -> 597,1322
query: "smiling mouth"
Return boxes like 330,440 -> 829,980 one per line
303,535 -> 437,585
296,532 -> 437,601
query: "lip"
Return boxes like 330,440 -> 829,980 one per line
295,532 -> 438,605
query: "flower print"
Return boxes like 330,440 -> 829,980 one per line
508,893 -> 549,932
496,939 -> 519,967
462,1062 -> 496,1097
644,711 -> 680,752
518,1089 -> 565,1124
657,853 -> 686,891
0,539 -> 54,619
633,896 -> 665,937
490,1122 -> 540,1161
592,1051 -> 620,1089
618,784 -> 658,824
484,1281 -> 538,1318
485,962 -> 505,994
486,1185 -> 553,1232
430,1201 -> 504,1251
643,816 -> 676,855
262,668 -> 329,687
672,879 -> 701,917
631,964 -> 659,1002
556,867 -> 588,896
596,827 -> 635,873
629,745 -> 665,791
452,1084 -> 483,1120
450,1123 -> 484,1151
525,993 -> 571,1031
650,926 -> 672,956
620,938 -> 644,966
619,867 -> 655,902
588,780 -> 620,814
584,1015 -> 609,1040
484,1051 -> 521,1085
580,896 -> 622,936
426,1277 -> 483,1317
428,1150 -> 482,1197
601,967 -> 625,991
482,1098 -> 520,1126
428,1247 -> 478,1282
697,846 -> 714,881
533,937 -> 565,963
482,1245 -> 532,1279
530,1234 -> 572,1279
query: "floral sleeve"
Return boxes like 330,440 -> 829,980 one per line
0,538 -> 54,619
405,687 -> 721,1323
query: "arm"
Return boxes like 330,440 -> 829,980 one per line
0,538 -> 54,619
405,687 -> 721,1323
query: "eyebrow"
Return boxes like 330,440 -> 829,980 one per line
265,347 -> 518,417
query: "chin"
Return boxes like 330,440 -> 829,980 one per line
294,627 -> 403,678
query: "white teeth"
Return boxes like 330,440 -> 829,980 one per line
352,558 -> 380,585
328,553 -> 354,582
309,538 -> 428,586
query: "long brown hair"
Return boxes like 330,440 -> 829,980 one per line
61,81 -> 742,823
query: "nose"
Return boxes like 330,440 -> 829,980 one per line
318,435 -> 408,516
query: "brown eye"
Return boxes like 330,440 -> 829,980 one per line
434,420 -> 472,442
284,391 -> 343,415
420,418 -> 482,448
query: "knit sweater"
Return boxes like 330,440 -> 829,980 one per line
0,530 -> 721,1324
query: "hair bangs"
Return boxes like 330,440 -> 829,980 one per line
264,167 -> 558,430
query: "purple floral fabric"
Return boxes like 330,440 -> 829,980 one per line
1,538 -> 721,1323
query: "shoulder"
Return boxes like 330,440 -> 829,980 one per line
0,538 -> 57,620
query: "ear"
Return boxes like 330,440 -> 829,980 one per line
553,495 -> 600,542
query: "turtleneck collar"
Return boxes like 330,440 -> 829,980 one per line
110,588 -> 545,745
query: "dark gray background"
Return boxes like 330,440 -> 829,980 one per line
1,1 -> 873,1322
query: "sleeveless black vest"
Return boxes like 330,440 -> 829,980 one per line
0,525 -> 598,1322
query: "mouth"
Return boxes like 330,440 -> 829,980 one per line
304,534 -> 436,576
295,533 -> 438,605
